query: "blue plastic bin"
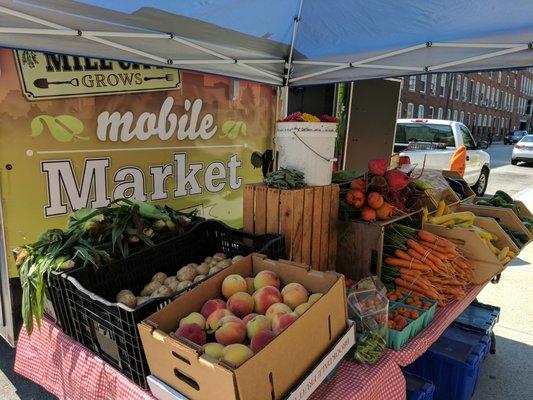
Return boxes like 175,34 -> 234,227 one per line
403,370 -> 435,400
404,326 -> 490,400
452,301 -> 500,336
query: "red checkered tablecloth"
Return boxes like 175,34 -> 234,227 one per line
14,284 -> 486,400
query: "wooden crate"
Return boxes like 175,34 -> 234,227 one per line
243,184 -> 339,271
336,210 -> 422,281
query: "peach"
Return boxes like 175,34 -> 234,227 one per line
179,312 -> 206,329
242,313 -> 258,325
271,312 -> 298,335
246,315 -> 271,340
245,277 -> 255,295
214,316 -> 246,345
308,293 -> 323,304
203,342 -> 225,360
281,282 -> 308,309
175,323 -> 206,346
253,270 -> 280,290
252,285 -> 282,314
206,308 -> 233,332
222,274 -> 248,298
200,299 -> 227,319
265,303 -> 292,320
294,302 -> 311,316
250,330 -> 276,353
220,344 -> 254,367
227,292 -> 255,318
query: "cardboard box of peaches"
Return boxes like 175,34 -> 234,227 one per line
138,253 -> 348,400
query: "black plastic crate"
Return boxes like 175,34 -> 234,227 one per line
43,214 -> 204,338
62,219 -> 285,388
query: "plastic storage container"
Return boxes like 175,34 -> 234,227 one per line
403,370 -> 435,400
276,121 -> 337,186
404,325 -> 490,400
452,301 -> 500,336
43,214 -> 204,338
63,220 -> 285,388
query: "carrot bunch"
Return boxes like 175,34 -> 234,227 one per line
382,225 -> 474,306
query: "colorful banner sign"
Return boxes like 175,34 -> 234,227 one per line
0,49 -> 276,277
15,50 -> 181,100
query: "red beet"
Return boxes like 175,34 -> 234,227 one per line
386,169 -> 411,192
368,158 -> 388,176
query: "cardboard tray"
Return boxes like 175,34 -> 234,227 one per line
146,322 -> 356,400
455,203 -> 533,246
138,254 -> 348,400
442,170 -> 476,202
423,216 -> 519,284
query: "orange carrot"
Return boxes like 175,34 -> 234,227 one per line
418,230 -> 455,249
384,257 -> 430,271
407,248 -> 437,268
395,278 -> 440,299
395,249 -> 413,262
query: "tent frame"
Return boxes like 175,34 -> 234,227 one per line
0,4 -> 531,86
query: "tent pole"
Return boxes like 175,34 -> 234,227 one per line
284,0 -> 304,86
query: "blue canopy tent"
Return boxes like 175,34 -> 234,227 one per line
0,0 -> 532,86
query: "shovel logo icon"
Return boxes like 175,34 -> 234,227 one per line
30,115 -> 89,142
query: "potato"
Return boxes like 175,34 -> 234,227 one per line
150,285 -> 174,298
116,289 -> 134,302
217,259 -> 232,269
168,280 -> 182,293
152,272 -> 168,284
176,280 -> 192,291
193,274 -> 206,283
204,256 -> 213,264
164,276 -> 178,286
213,252 -> 226,262
208,266 -> 222,275
176,265 -> 197,282
196,262 -> 210,275
232,255 -> 244,263
141,281 -> 162,296
117,293 -> 137,308
187,263 -> 199,269
137,296 -> 150,306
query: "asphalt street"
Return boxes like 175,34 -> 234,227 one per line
0,143 -> 531,400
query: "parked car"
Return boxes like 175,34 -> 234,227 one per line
394,119 -> 491,195
504,130 -> 528,144
511,135 -> 533,165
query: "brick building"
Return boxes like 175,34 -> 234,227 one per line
398,68 -> 533,140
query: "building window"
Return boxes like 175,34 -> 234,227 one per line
478,114 -> 483,126
511,94 -> 515,111
439,74 -> 446,97
409,76 -> 416,91
437,107 -> 444,119
486,86 -> 491,106
417,105 -> 425,118
407,102 -> 414,118
514,78 -> 517,89
397,101 -> 402,118
504,92 -> 508,110
460,111 -> 465,123
489,71 -> 493,79
506,75 -> 510,86
462,77 -> 468,101
454,75 -> 461,100
449,75 -> 454,99
498,71 -> 502,83
466,112 -> 470,125
430,74 -> 437,95
491,89 -> 495,108
480,83 -> 485,103
482,114 -> 487,127
453,110 -> 458,121
446,109 -> 451,119
429,106 -> 434,118
473,113 -> 477,126
469,80 -> 474,103
475,82 -> 480,104
420,74 -> 427,93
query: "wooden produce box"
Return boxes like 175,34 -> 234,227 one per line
419,170 -> 461,212
138,254 -> 347,400
243,184 -> 339,271
455,203 -> 532,247
337,210 -> 422,281
423,216 -> 519,284
470,196 -> 533,218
